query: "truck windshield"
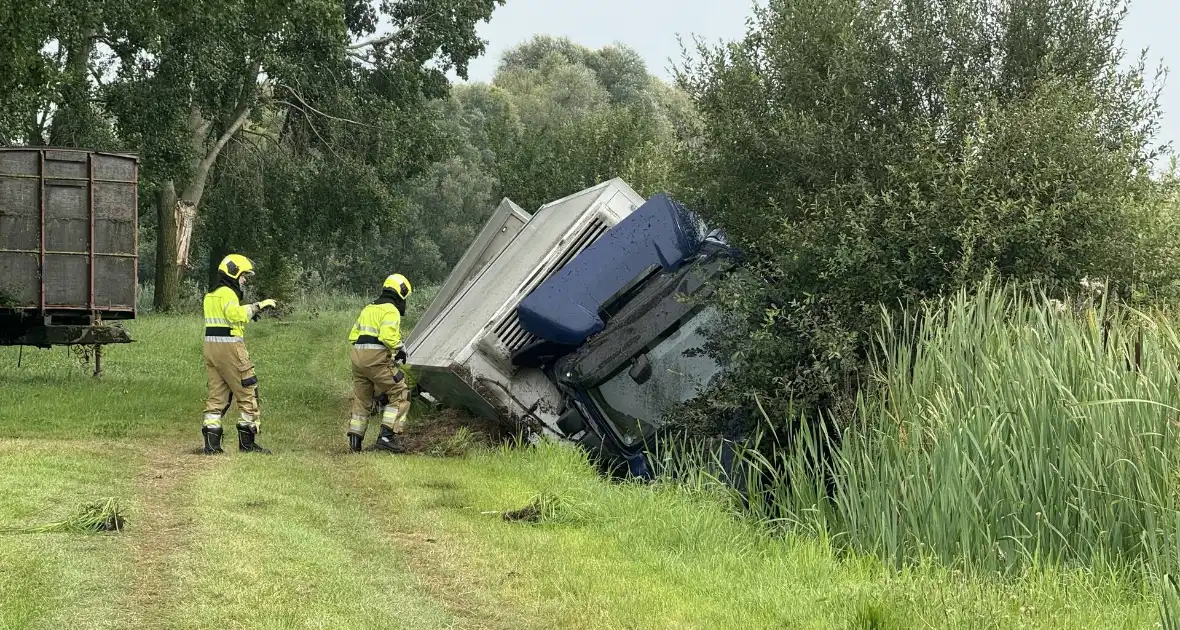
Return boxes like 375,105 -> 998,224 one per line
588,306 -> 723,447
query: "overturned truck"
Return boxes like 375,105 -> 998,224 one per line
407,179 -> 737,477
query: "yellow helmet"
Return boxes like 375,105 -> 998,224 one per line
218,254 -> 255,280
383,273 -> 412,299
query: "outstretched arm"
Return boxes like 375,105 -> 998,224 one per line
223,295 -> 256,327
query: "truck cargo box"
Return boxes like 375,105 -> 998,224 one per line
412,197 -> 530,345
406,179 -> 645,434
0,148 -> 139,320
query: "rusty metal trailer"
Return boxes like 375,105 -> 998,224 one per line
0,147 -> 139,375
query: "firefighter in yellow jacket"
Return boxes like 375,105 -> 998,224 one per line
347,273 -> 413,453
201,254 -> 278,455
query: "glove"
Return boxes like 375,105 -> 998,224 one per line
394,347 -> 408,365
251,299 -> 277,321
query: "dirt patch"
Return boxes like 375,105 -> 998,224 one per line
448,363 -> 543,438
400,408 -> 508,456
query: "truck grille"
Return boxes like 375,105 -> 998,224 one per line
492,215 -> 610,354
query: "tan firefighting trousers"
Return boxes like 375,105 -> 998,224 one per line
348,346 -> 410,438
202,340 -> 261,432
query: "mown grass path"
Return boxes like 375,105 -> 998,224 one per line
121,445 -> 219,628
0,312 -> 1165,629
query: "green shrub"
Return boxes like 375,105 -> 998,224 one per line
671,0 -> 1178,435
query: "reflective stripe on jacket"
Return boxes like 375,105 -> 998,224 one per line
348,302 -> 402,352
203,286 -> 255,339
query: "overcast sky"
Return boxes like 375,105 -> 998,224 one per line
456,0 -> 1179,155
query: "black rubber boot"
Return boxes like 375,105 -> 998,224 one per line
237,422 -> 272,454
373,425 -> 405,454
202,426 -> 224,455
348,432 -> 364,453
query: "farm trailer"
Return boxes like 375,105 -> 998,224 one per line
0,147 -> 139,375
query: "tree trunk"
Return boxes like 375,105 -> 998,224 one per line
26,111 -> 43,146
207,242 -> 230,288
154,181 -> 180,311
152,183 -> 199,312
150,84 -> 256,310
49,30 -> 95,147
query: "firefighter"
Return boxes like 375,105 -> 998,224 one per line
347,273 -> 413,453
201,253 -> 278,455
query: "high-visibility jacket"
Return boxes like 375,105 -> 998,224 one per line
348,302 -> 403,352
203,286 -> 256,341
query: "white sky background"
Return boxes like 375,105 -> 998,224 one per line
450,0 -> 1179,155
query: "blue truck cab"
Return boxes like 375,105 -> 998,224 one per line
512,193 -> 737,477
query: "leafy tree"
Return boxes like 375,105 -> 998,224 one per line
271,35 -> 697,293
484,36 -> 693,211
0,0 -> 55,144
450,83 -> 519,173
101,0 -> 502,310
672,0 -> 1177,435
0,0 -> 138,147
498,35 -> 651,106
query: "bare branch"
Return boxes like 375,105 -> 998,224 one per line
187,106 -> 212,145
89,64 -> 106,88
231,132 -> 276,165
198,61 -> 265,171
281,101 -> 345,163
241,128 -> 278,142
347,49 -> 375,64
348,32 -> 399,50
201,102 -> 252,172
278,83 -> 380,129
346,8 -> 444,51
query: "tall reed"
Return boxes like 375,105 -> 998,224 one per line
686,281 -> 1180,580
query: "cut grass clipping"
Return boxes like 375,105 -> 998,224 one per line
502,491 -> 590,525
2,497 -> 126,534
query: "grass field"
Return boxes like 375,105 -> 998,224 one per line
0,304 -> 1167,629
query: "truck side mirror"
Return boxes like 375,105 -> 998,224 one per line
629,354 -> 652,385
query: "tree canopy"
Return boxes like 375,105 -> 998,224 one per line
190,34 -> 692,297
669,0 -> 1179,434
1,0 -> 506,308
